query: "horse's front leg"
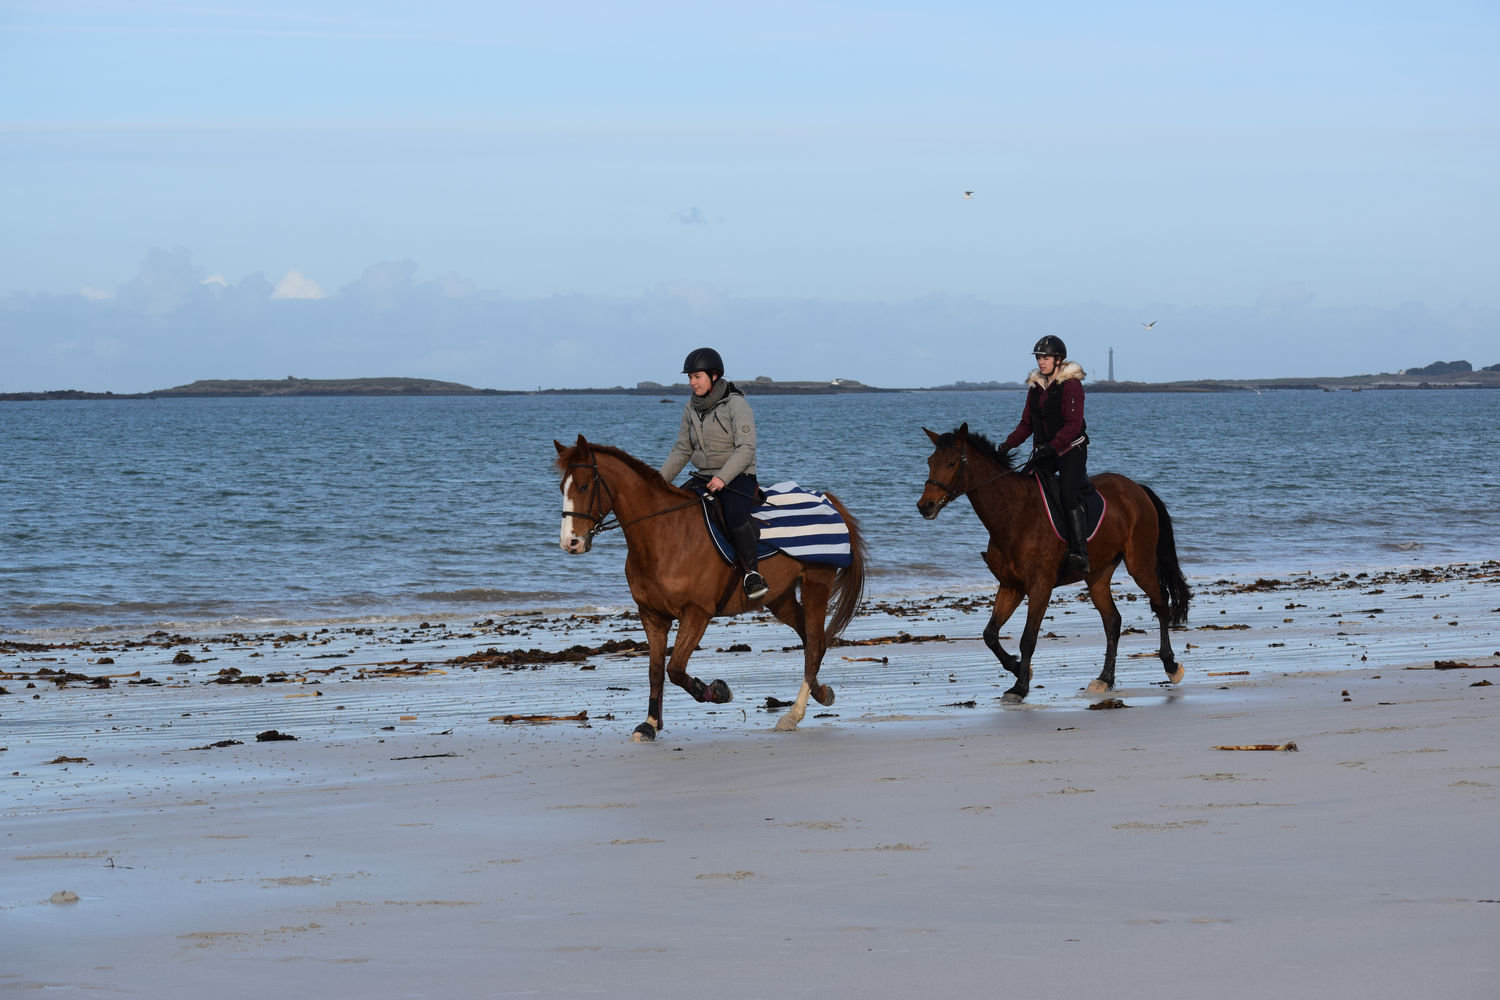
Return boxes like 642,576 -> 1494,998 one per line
666,608 -> 732,703
1006,587 -> 1054,703
632,608 -> 672,743
979,557 -> 1028,698
1085,571 -> 1123,694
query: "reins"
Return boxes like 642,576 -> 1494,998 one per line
561,459 -> 699,541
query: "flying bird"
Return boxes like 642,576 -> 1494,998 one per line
962,190 -> 973,199
1141,320 -> 1157,330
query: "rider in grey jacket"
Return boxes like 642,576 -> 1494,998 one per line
660,347 -> 768,601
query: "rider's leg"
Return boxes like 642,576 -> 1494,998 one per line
1059,447 -> 1091,575
720,474 -> 768,601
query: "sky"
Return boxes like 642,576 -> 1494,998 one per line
2,0 -> 1497,392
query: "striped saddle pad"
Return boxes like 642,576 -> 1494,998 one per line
697,481 -> 853,568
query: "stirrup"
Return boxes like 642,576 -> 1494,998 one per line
742,571 -> 769,601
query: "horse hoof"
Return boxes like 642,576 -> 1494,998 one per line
631,722 -> 657,742
813,685 -> 835,707
773,715 -> 798,732
1086,679 -> 1112,694
1165,664 -> 1185,685
1001,691 -> 1026,704
707,679 -> 733,704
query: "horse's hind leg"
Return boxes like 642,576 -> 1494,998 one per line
772,568 -> 835,732
1123,543 -> 1185,685
1156,609 -> 1184,685
765,588 -> 808,644
1084,565 -> 1123,694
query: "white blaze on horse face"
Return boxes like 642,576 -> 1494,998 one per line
559,474 -> 585,553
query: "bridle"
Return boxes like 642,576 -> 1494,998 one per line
561,457 -> 700,542
561,459 -> 618,542
924,437 -> 1008,514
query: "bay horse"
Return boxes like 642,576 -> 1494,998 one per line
917,423 -> 1191,702
554,435 -> 868,741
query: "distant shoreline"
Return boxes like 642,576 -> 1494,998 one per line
5,370 -> 1500,401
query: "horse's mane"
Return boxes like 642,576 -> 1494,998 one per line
936,427 -> 1016,472
555,441 -> 684,492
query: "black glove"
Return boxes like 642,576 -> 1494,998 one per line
1032,441 -> 1053,460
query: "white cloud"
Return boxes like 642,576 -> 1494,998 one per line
347,259 -> 414,309
271,270 -> 326,300
79,286 -> 114,300
201,274 -> 229,288
117,247 -> 204,314
433,271 -> 476,298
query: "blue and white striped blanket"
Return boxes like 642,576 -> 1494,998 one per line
751,482 -> 852,566
696,481 -> 853,568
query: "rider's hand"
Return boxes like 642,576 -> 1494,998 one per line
707,476 -> 726,492
1033,441 -> 1053,459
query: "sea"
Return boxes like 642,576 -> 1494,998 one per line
2,389 -> 1497,637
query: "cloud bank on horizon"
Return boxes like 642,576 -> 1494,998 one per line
4,247 -> 1493,393
2,2 -> 1497,392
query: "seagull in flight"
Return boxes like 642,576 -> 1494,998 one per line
1141,320 -> 1157,330
962,190 -> 973,199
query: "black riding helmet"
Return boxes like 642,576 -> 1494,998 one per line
1032,335 -> 1067,360
682,347 -> 725,377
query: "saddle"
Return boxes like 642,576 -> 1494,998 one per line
1032,473 -> 1106,542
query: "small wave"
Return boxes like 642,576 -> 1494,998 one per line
20,598 -> 235,616
1381,541 -> 1423,552
412,587 -> 573,603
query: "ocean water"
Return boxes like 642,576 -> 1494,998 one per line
2,389 -> 1497,635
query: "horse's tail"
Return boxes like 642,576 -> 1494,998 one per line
1141,483 -> 1192,627
823,492 -> 868,640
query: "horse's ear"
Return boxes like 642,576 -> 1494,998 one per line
957,422 -> 969,439
575,434 -> 590,454
923,427 -> 941,445
553,439 -> 567,456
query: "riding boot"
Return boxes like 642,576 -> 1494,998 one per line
1064,505 -> 1092,576
729,522 -> 769,600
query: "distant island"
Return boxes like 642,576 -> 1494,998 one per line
4,361 -> 1499,401
2,376 -> 505,401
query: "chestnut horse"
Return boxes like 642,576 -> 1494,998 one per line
555,435 -> 868,741
917,424 -> 1191,702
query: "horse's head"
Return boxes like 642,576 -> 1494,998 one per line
917,423 -> 969,520
554,435 -> 612,554
917,423 -> 1013,519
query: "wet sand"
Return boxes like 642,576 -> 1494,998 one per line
4,562 -> 1498,997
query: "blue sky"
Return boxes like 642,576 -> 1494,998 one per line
2,1 -> 1497,392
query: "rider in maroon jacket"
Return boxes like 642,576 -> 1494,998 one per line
1002,334 -> 1092,575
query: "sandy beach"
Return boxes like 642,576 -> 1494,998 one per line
4,562 -> 1498,998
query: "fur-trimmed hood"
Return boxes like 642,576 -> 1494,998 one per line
1025,360 -> 1086,390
